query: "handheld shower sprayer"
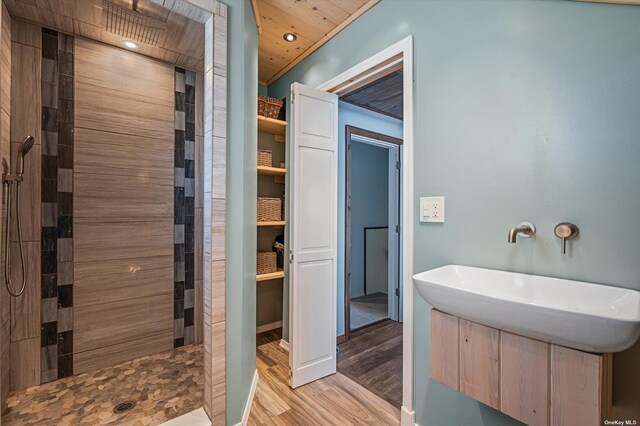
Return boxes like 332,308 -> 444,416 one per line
16,136 -> 34,175
2,135 -> 35,297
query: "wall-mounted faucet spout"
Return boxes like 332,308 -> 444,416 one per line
508,221 -> 536,243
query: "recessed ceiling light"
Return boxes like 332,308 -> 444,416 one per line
283,33 -> 297,42
123,40 -> 139,50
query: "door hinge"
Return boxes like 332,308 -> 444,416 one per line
396,160 -> 400,170
395,224 -> 400,233
395,288 -> 400,297
289,250 -> 294,264
291,92 -> 295,104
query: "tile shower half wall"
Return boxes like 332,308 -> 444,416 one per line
7,22 -> 203,392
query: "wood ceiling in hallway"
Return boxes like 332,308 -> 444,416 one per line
4,0 -> 205,71
341,69 -> 403,119
252,0 -> 381,85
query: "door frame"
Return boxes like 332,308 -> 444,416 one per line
317,36 -> 415,426
344,126 -> 402,339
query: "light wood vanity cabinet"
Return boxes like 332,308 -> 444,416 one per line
430,309 -> 612,426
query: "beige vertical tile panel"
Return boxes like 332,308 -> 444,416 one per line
10,40 -> 40,145
0,2 -> 11,405
9,241 -> 39,341
74,38 -> 174,370
10,337 -> 39,390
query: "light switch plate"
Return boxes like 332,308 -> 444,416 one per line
420,196 -> 445,223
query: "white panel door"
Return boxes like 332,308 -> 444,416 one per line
289,82 -> 338,388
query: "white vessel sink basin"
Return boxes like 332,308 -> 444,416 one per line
413,265 -> 640,353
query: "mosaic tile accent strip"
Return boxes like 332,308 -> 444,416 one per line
2,344 -> 203,425
40,28 -> 74,383
174,68 -> 196,348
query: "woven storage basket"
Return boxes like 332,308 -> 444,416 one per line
257,251 -> 277,275
258,95 -> 284,119
257,149 -> 272,167
257,197 -> 281,222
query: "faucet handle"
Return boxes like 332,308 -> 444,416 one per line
554,222 -> 579,255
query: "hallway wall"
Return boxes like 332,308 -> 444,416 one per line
349,141 -> 389,299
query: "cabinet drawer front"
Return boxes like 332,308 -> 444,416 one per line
459,319 -> 500,409
551,345 -> 611,426
430,310 -> 459,390
500,332 -> 550,426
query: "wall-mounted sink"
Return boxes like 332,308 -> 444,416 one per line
413,265 -> 640,353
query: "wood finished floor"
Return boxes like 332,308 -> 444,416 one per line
250,329 -> 400,425
338,320 -> 403,408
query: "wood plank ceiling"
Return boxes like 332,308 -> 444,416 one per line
4,0 -> 205,71
253,0 -> 380,85
341,70 -> 403,120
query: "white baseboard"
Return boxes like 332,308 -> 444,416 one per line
279,339 -> 289,352
160,407 -> 210,426
239,369 -> 259,426
256,321 -> 282,334
400,405 -> 416,426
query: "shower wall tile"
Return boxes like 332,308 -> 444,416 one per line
184,326 -> 193,346
11,41 -> 41,145
174,167 -> 185,187
1,6 -> 10,403
40,298 -> 57,323
10,242 -> 41,341
184,289 -> 194,309
173,68 -> 200,347
57,307 -> 72,332
41,274 -> 57,299
42,131 -> 57,156
41,58 -> 57,85
73,37 -> 174,371
41,321 -> 57,347
40,344 -> 57,383
57,354 -> 72,378
57,168 -> 72,192
41,203 -> 57,227
10,338 -> 40,390
57,239 -> 72,262
41,82 -> 57,109
39,28 -> 74,383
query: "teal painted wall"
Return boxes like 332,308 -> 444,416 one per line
222,0 -> 257,424
268,0 -> 640,424
350,141 -> 389,300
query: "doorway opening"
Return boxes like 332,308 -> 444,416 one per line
345,126 -> 402,334
337,75 -> 404,408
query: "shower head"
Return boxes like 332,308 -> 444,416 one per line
16,136 -> 34,176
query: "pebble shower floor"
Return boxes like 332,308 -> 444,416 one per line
1,344 -> 203,425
